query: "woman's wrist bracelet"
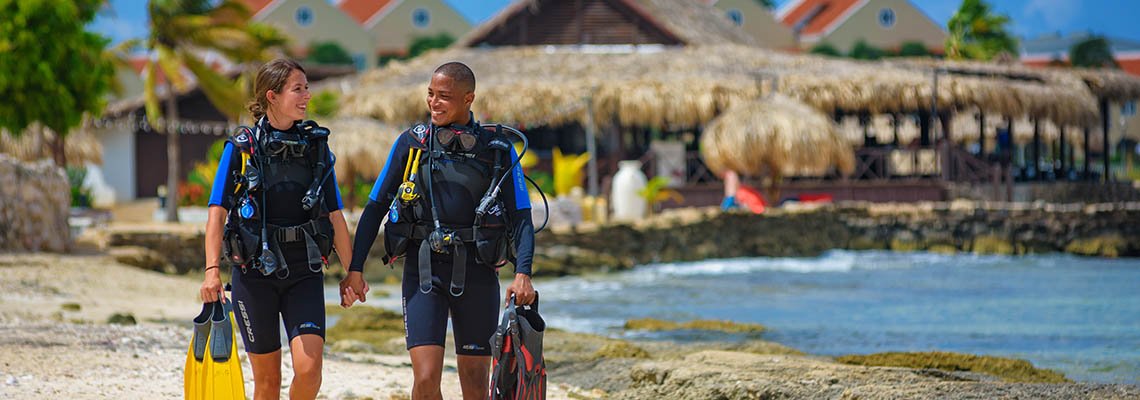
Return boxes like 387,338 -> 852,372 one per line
204,265 -> 219,272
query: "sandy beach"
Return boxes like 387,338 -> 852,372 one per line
2,250 -> 1139,400
0,253 -> 587,400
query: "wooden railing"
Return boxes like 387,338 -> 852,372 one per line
595,146 -> 1004,186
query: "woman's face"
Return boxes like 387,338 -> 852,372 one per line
269,69 -> 311,122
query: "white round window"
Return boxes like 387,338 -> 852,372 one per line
412,8 -> 431,28
295,6 -> 313,27
878,8 -> 896,28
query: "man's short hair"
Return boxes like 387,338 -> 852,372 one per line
434,62 -> 475,93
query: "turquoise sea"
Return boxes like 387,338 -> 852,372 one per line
535,251 -> 1140,384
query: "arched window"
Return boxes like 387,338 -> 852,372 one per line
295,6 -> 313,27
878,8 -> 896,28
726,9 -> 743,26
412,8 -> 431,28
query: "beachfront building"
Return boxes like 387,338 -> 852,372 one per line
1021,32 -> 1140,146
240,0 -> 375,71
776,0 -> 945,54
337,0 -> 471,60
705,0 -> 796,49
458,0 -> 755,47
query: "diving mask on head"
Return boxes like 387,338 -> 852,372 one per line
260,120 -> 329,159
263,128 -> 309,158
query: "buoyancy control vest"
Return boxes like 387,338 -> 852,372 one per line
222,118 -> 336,278
383,122 -> 516,296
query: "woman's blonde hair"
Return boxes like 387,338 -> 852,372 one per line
247,58 -> 306,120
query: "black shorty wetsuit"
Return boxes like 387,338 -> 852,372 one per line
208,130 -> 343,354
351,118 -> 534,356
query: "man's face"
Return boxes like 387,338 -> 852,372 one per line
426,73 -> 474,126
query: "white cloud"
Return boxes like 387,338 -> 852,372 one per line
1023,0 -> 1080,31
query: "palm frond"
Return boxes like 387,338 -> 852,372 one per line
143,60 -> 161,127
182,54 -> 244,121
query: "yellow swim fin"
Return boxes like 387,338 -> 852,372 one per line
203,301 -> 246,400
184,302 -> 213,400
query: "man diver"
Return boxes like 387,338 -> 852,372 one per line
343,62 -> 536,400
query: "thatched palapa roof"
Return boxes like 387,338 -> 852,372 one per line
341,44 -> 1129,131
0,125 -> 102,166
324,117 -> 399,181
701,95 -> 854,178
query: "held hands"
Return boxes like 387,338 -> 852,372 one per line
505,273 -> 535,305
339,271 -> 370,308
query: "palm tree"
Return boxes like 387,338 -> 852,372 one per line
143,0 -> 259,222
945,0 -> 1018,61
233,22 -> 291,125
1070,35 -> 1118,69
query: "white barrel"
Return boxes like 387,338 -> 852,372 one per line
610,160 -> 647,222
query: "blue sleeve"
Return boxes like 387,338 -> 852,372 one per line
503,146 -> 534,275
324,149 -> 343,211
504,146 -> 531,210
207,142 -> 238,209
368,136 -> 410,204
350,133 -> 410,272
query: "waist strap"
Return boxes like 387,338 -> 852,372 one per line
267,220 -> 325,276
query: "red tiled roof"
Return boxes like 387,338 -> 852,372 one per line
1024,56 -> 1140,77
337,0 -> 395,25
779,0 -> 862,36
1120,58 -> 1140,76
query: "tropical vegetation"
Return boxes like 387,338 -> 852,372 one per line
0,0 -> 115,166
945,0 -> 1018,61
141,0 -> 287,221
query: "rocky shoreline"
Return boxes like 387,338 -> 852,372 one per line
83,201 -> 1140,278
530,201 -> 1140,276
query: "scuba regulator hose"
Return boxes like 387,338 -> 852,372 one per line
478,124 -> 549,234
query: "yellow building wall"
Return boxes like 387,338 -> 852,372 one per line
255,0 -> 375,70
1112,100 -> 1140,141
368,0 -> 472,55
712,0 -> 796,49
809,0 -> 945,54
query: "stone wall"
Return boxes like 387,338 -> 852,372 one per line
0,155 -> 70,252
91,201 -> 1140,276
947,181 -> 1140,203
531,202 -> 1140,276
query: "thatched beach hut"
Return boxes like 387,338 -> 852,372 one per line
700,94 -> 854,200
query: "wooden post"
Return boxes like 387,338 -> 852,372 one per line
1101,98 -> 1111,182
919,111 -> 932,147
1084,126 -> 1092,180
584,95 -> 599,197
1059,126 -> 1067,179
941,112 -> 953,181
892,114 -> 900,147
1032,118 -> 1041,181
978,113 -> 986,154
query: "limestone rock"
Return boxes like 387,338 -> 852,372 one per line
0,155 -> 70,252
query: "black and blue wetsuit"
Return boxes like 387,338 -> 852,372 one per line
209,123 -> 343,354
351,118 -> 534,356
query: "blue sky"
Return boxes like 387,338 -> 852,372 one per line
91,0 -> 1140,45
